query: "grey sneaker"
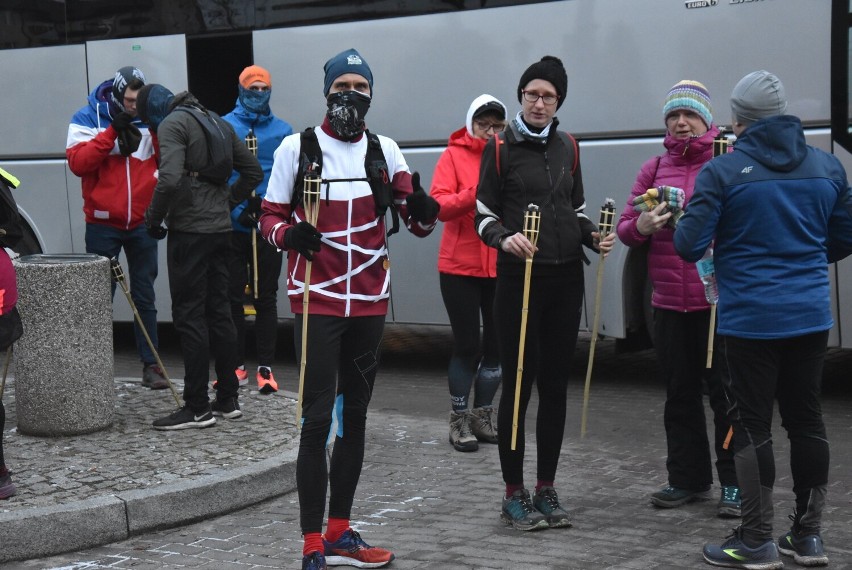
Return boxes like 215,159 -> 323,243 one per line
470,406 -> 498,444
449,411 -> 478,452
501,489 -> 549,531
142,363 -> 169,390
533,486 -> 572,528
0,470 -> 16,500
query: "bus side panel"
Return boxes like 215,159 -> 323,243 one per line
830,141 -> 852,349
84,35 -> 189,95
5,161 -> 73,253
0,45 -> 88,159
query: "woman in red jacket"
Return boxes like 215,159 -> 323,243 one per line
431,94 -> 507,452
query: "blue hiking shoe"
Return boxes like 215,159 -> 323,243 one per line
323,528 -> 394,568
703,527 -> 783,569
533,486 -> 572,528
718,485 -> 742,518
501,489 -> 549,531
778,527 -> 829,567
302,551 -> 327,570
650,484 -> 711,508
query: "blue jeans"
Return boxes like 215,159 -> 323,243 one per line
85,223 -> 159,364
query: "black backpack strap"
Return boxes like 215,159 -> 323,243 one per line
364,131 -> 398,236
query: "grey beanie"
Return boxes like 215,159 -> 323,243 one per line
730,70 -> 787,123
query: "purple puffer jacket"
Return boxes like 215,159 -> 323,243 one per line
616,125 -> 719,311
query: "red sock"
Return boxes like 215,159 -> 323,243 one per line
325,517 -> 349,544
505,483 -> 524,498
535,480 -> 554,493
303,533 -> 323,556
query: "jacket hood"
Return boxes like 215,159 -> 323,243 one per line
663,124 -> 720,164
733,115 -> 807,172
88,80 -> 118,123
465,94 -> 507,137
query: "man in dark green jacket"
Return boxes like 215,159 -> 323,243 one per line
137,84 -> 263,430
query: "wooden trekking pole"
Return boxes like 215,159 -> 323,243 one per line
704,130 -> 729,368
110,258 -> 182,407
0,345 -> 11,400
580,198 -> 616,438
296,174 -> 322,427
245,129 -> 259,300
510,204 -> 541,451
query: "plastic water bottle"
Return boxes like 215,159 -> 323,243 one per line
696,246 -> 718,305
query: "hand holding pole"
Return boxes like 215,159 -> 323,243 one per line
296,174 -> 322,427
580,198 -> 616,438
510,204 -> 541,451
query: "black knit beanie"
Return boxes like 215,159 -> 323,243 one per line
517,56 -> 568,109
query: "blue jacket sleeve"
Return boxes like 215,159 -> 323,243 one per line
827,184 -> 852,263
673,163 -> 721,262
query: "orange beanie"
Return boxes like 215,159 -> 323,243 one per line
239,65 -> 271,88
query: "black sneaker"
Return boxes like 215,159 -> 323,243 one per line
211,397 -> 242,419
152,405 -> 216,430
501,489 -> 549,531
650,485 -> 711,508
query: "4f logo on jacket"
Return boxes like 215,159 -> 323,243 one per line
741,166 -> 754,174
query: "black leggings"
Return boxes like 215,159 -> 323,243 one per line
294,314 -> 385,534
494,266 -> 584,486
439,273 -> 499,409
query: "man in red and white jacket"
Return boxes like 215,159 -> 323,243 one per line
259,48 -> 439,570
66,66 -> 167,390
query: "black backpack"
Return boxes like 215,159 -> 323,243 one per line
294,128 -> 399,236
174,105 -> 234,185
0,167 -> 23,248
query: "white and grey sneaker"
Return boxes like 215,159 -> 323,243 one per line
153,405 -> 216,430
212,397 -> 242,420
449,411 -> 478,452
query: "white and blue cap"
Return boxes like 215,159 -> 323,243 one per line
323,48 -> 373,97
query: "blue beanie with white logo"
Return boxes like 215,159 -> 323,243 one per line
323,48 -> 373,97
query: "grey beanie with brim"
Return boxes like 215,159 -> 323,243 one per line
730,70 -> 788,123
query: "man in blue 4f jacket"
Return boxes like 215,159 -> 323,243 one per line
675,70 -> 852,569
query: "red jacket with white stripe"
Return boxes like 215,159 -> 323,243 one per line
259,120 -> 437,318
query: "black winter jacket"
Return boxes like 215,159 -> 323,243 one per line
475,118 -> 597,276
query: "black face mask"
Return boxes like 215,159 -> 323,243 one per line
326,90 -> 371,140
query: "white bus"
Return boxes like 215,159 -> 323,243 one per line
2,0 -> 850,348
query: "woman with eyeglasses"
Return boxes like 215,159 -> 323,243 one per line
430,94 -> 507,453
475,56 -> 615,531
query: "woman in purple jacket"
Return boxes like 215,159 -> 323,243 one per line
616,80 -> 739,518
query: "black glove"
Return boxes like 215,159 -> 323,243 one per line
284,221 -> 322,261
237,207 -> 257,228
117,124 -> 142,157
112,112 -> 134,132
245,195 -> 262,215
406,172 -> 440,222
146,224 -> 167,240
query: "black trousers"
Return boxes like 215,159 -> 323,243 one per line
653,309 -> 736,490
167,231 -> 239,412
228,230 -> 283,366
294,313 -> 385,534
721,331 -> 829,542
494,265 -> 583,486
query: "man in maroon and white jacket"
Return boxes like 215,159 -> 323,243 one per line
259,48 -> 438,570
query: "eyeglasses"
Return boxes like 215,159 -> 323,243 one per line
474,120 -> 506,133
522,90 -> 559,105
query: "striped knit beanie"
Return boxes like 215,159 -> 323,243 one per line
663,80 -> 712,128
